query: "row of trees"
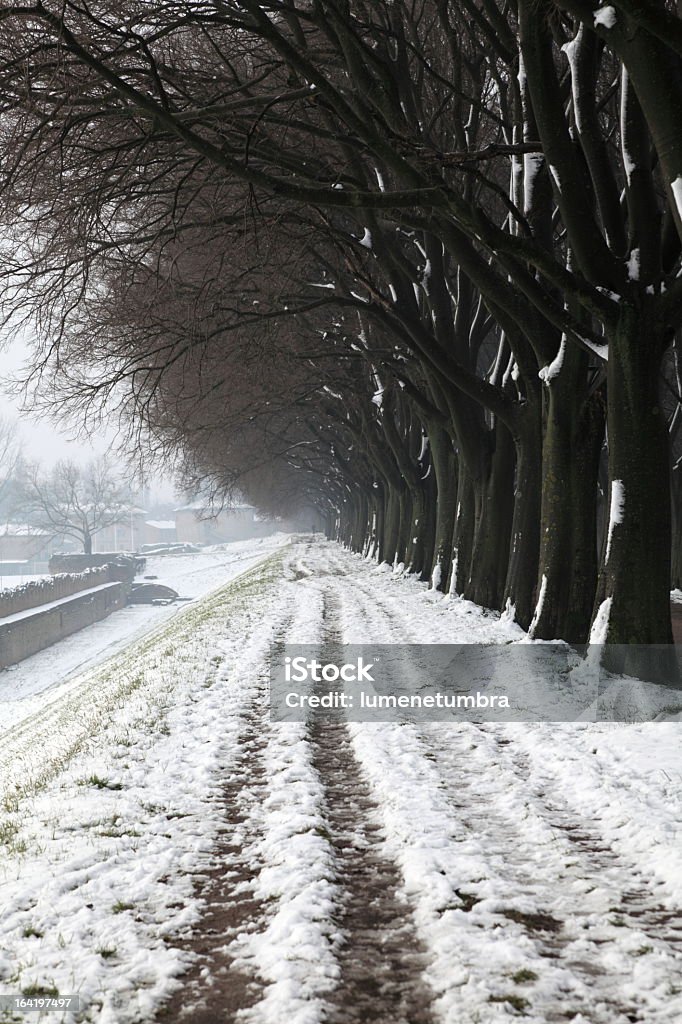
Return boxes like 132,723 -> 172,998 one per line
0,2 -> 680,648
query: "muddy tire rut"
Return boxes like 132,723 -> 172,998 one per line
154,705 -> 271,1023
307,716 -> 433,1024
153,612 -> 296,1024
303,589 -> 434,1024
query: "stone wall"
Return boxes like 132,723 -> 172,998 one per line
0,582 -> 126,669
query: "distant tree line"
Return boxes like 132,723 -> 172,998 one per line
0,2 -> 681,650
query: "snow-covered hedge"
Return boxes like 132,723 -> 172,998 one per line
0,566 -> 115,619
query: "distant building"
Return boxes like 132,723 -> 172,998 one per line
0,524 -> 55,573
142,519 -> 177,546
92,508 -> 148,553
174,504 -> 266,545
84,499 -> 321,554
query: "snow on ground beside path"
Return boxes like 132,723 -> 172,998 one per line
0,538 -> 680,1024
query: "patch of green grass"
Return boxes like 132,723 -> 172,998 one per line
98,825 -> 140,838
0,819 -> 28,856
96,947 -> 117,960
2,792 -> 20,814
80,775 -> 123,791
0,820 -> 20,845
111,901 -> 134,914
141,802 -> 164,815
489,994 -> 530,1013
114,732 -> 135,748
633,945 -> 653,956
511,969 -> 538,984
21,984 -> 59,998
21,926 -> 43,939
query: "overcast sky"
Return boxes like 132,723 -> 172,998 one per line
2,337 -> 114,462
1,337 -> 178,504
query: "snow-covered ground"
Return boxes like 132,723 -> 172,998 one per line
0,539 -> 680,1024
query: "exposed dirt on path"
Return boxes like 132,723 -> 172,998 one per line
154,706 -> 270,1023
307,713 -> 434,1024
306,592 -> 434,1024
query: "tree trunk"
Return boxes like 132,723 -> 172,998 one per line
369,491 -> 382,561
672,464 -> 682,591
564,392 -> 604,643
464,419 -> 515,611
351,493 -> 368,553
429,426 -> 458,591
406,485 -> 429,577
419,460 -> 438,582
530,351 -> 604,643
382,485 -> 401,566
504,406 -> 543,630
595,302 -> 674,659
452,462 -> 476,594
395,487 -> 412,567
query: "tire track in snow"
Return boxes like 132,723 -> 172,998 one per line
154,704 -> 272,1023
286,546 -> 436,1020
419,723 -> 682,1022
303,588 -> 434,1024
162,548 -> 341,1024
153,597 -> 298,1024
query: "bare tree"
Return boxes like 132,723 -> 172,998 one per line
0,415 -> 23,518
19,457 -> 130,555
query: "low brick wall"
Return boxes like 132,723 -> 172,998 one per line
0,582 -> 126,669
0,567 -> 115,620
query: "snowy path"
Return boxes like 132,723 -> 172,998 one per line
0,540 -> 680,1024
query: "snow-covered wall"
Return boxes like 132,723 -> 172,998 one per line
0,581 -> 126,669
